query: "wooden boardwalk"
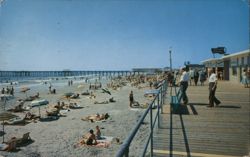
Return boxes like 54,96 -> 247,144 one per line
153,81 -> 250,157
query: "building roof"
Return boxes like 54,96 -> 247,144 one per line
222,49 -> 250,59
201,49 -> 250,64
200,58 -> 222,63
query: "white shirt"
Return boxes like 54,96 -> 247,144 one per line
180,71 -> 189,82
209,73 -> 217,82
189,70 -> 194,77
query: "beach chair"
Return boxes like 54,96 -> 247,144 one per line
170,87 -> 183,113
16,132 -> 32,147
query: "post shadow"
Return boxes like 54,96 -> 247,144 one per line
169,105 -> 173,157
189,104 -> 198,115
179,114 -> 191,157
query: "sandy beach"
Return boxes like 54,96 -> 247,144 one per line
0,76 -> 156,157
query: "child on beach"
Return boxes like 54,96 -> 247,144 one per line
95,125 -> 102,140
129,91 -> 134,107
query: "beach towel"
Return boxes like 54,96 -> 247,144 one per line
96,136 -> 113,147
0,143 -> 8,151
130,108 -> 143,111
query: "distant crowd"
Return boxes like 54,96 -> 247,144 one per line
166,68 -> 207,87
1,86 -> 15,95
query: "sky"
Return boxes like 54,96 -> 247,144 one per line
0,0 -> 249,71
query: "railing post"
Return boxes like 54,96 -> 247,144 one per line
150,107 -> 153,157
125,147 -> 129,157
158,93 -> 160,128
161,85 -> 163,114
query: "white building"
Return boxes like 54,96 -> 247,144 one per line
201,49 -> 250,83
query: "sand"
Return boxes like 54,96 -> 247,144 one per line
0,77 -> 154,157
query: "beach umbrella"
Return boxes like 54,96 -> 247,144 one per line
102,88 -> 111,95
0,112 -> 18,143
31,99 -> 49,117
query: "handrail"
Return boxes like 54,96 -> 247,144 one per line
115,80 -> 168,157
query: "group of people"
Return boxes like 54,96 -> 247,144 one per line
180,67 -> 221,107
68,80 -> 73,86
1,86 -> 14,95
89,83 -> 102,90
48,85 -> 56,94
77,125 -> 102,146
128,67 -> 223,108
188,69 -> 207,86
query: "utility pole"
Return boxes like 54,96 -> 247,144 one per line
169,47 -> 172,72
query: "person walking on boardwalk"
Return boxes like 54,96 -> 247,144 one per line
189,68 -> 194,86
199,70 -> 206,86
179,67 -> 189,104
129,91 -> 134,107
241,69 -> 249,88
194,70 -> 199,86
207,69 -> 221,107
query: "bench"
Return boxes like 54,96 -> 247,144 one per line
170,88 -> 183,113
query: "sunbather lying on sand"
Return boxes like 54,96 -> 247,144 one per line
18,92 -> 39,102
131,102 -> 149,108
0,137 -> 17,151
29,92 -> 39,99
7,101 -> 25,112
81,113 -> 109,122
94,100 -> 109,104
24,112 -> 39,120
68,103 -> 81,109
70,93 -> 80,99
2,117 -> 25,125
46,108 -> 59,116
81,90 -> 90,95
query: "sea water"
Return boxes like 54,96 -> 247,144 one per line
0,74 -> 111,112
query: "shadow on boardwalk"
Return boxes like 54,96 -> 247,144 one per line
153,81 -> 250,157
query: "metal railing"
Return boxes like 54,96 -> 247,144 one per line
116,80 -> 168,157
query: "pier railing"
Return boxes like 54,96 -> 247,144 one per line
0,70 -> 147,81
116,80 -> 168,157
